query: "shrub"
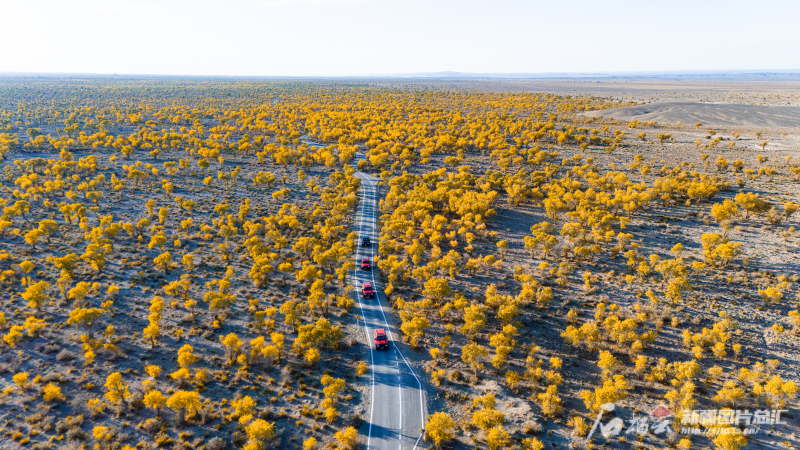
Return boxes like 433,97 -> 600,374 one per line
426,412 -> 456,445
42,383 -> 63,402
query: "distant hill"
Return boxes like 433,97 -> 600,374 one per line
3,70 -> 800,79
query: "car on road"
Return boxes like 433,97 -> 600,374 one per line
374,328 -> 389,350
361,257 -> 371,270
361,236 -> 371,247
362,282 -> 374,298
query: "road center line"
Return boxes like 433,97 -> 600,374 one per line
352,161 -> 425,450
353,169 -> 375,450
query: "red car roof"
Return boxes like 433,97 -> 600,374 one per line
375,328 -> 385,335
363,282 -> 372,287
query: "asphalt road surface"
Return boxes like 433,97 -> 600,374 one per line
351,153 -> 427,450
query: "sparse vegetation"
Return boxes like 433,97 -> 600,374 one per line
0,77 -> 796,450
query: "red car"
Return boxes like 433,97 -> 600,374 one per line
362,282 -> 374,298
361,257 -> 371,270
374,328 -> 388,350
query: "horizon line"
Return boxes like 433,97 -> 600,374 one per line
2,69 -> 800,80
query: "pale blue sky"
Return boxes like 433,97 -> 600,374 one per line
1,0 -> 798,76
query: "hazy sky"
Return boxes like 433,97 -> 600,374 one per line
1,0 -> 798,76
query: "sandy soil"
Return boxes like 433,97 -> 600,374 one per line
583,102 -> 800,129
367,75 -> 800,106
395,132 -> 800,450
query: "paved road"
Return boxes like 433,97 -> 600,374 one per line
299,138 -> 427,450
350,153 -> 427,450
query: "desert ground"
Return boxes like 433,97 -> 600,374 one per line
378,76 -> 800,106
583,102 -> 800,129
0,75 -> 797,450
